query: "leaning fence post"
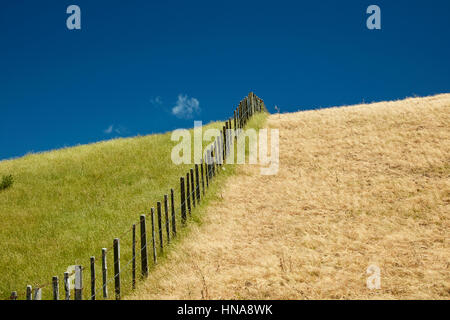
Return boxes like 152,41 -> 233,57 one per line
151,208 -> 157,264
195,164 -> 200,203
113,238 -> 121,300
26,285 -> 32,300
164,195 -> 170,244
190,169 -> 196,208
170,188 -> 177,236
90,257 -> 95,300
101,248 -> 108,299
33,288 -> 42,300
157,202 -> 164,253
52,276 -> 59,300
10,291 -> 17,300
74,265 -> 82,300
186,173 -> 191,215
180,177 -> 187,224
132,224 -> 136,289
139,215 -> 148,277
64,272 -> 70,300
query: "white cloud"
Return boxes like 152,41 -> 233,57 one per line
104,125 -> 114,134
171,94 -> 200,119
150,96 -> 163,106
104,125 -> 127,135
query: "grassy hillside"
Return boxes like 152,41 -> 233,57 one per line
0,113 -> 268,299
130,94 -> 449,299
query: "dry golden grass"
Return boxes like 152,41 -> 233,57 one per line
130,94 -> 450,300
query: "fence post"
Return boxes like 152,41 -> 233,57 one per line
214,144 -> 218,174
218,130 -> 223,165
33,288 -> 42,300
10,291 -> 17,300
113,238 -> 121,300
186,173 -> 191,215
102,248 -> 108,299
228,119 -> 232,153
132,224 -> 136,289
237,102 -> 241,129
64,272 -> 70,300
157,202 -> 164,253
205,159 -> 209,188
164,195 -> 170,244
200,163 -> 205,196
139,215 -> 148,278
206,146 -> 212,180
26,285 -> 32,300
180,177 -> 187,224
223,125 -> 227,160
195,164 -> 200,203
211,145 -> 216,177
74,265 -> 82,300
151,208 -> 157,264
234,109 -> 236,133
170,189 -> 177,236
215,140 -> 219,172
90,257 -> 95,300
53,276 -> 59,300
190,169 -> 195,208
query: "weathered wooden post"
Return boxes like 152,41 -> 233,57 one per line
212,145 -> 216,177
113,238 -> 121,300
151,208 -> 157,264
205,159 -> 209,188
140,215 -> 148,278
33,288 -> 42,300
195,164 -> 200,203
74,265 -> 82,300
26,285 -> 32,300
132,224 -> 136,289
157,202 -> 164,253
73,266 -> 82,300
234,110 -> 237,135
186,173 -> 191,214
52,276 -> 59,300
90,257 -> 95,300
102,248 -> 108,299
164,194 -> 170,244
228,119 -> 232,153
64,272 -> 70,300
226,121 -> 229,156
180,177 -> 187,224
223,125 -> 227,159
190,169 -> 195,208
170,188 -> 177,236
207,145 -> 213,180
200,163 -> 205,195
214,140 -> 219,172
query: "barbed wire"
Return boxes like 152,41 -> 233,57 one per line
7,98 -> 264,300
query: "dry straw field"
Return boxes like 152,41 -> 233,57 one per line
131,94 -> 450,300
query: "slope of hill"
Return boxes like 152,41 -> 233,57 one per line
0,114 -> 268,299
130,94 -> 450,299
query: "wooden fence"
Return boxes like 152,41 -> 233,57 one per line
8,92 -> 266,300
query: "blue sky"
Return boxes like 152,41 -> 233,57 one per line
1,0 -> 449,160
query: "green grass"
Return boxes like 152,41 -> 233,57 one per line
0,111 -> 267,299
